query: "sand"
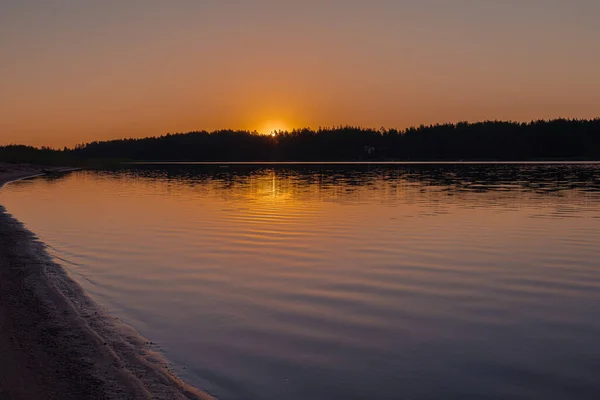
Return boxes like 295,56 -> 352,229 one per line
0,166 -> 214,399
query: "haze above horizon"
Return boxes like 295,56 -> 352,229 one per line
2,1 -> 600,147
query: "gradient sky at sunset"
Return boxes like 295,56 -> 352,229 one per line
1,0 -> 599,147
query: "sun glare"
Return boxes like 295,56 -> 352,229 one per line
260,120 -> 290,135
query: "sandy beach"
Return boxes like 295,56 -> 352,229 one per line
0,164 -> 45,187
0,166 -> 213,399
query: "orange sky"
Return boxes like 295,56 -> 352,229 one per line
1,1 -> 600,148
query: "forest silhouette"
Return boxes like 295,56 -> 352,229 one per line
2,119 -> 600,165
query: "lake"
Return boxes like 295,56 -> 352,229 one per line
2,163 -> 600,399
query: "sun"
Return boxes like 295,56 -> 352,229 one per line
259,120 -> 290,135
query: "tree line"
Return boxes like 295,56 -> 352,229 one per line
2,119 -> 600,164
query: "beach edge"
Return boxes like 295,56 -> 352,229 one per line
0,173 -> 214,399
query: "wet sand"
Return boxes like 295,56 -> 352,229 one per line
0,167 -> 214,399
0,164 -> 45,187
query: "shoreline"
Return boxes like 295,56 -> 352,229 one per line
0,169 -> 214,399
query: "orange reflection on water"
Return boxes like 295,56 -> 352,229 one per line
1,165 -> 600,400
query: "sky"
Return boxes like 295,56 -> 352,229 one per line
1,0 -> 599,147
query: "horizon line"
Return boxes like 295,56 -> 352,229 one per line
2,116 -> 599,150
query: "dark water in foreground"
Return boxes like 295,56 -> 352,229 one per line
2,164 -> 600,400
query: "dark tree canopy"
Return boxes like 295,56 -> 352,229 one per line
2,119 -> 600,164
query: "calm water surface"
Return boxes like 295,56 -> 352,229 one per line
2,164 -> 600,400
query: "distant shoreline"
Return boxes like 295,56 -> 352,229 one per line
0,168 -> 213,399
3,119 -> 600,165
0,165 -> 82,188
122,160 -> 600,166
